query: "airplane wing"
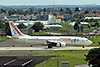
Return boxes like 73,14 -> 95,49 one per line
47,40 -> 59,44
47,40 -> 66,47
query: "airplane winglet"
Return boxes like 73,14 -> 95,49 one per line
4,16 -> 9,22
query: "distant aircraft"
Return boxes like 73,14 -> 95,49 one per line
5,15 -> 63,29
8,20 -> 92,48
14,14 -> 57,25
43,25 -> 63,29
14,22 -> 63,29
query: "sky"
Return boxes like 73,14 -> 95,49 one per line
1,0 -> 100,5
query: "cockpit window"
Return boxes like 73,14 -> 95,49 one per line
86,39 -> 88,41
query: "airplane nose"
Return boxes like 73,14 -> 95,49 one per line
89,41 -> 93,44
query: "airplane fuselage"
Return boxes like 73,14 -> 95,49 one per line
17,36 -> 92,46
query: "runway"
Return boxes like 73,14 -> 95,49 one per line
0,47 -> 99,50
0,39 -> 53,56
0,39 -> 99,51
0,39 -> 99,56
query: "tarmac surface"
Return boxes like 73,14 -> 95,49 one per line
0,39 -> 99,56
75,64 -> 89,67
0,39 -> 44,47
0,39 -> 97,67
0,39 -> 54,56
0,56 -> 54,67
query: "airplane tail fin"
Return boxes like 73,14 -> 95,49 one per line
9,21 -> 26,37
47,14 -> 57,24
4,16 -> 9,22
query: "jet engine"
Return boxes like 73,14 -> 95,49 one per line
56,42 -> 66,47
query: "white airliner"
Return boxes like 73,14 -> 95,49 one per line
43,25 -> 63,29
14,14 -> 57,25
5,14 -> 56,24
14,22 -> 63,29
8,21 -> 92,48
5,15 -> 63,29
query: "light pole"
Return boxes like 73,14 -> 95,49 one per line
78,24 -> 81,34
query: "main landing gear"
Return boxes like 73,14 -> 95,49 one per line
48,44 -> 53,48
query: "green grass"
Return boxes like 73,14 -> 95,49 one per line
88,22 -> 96,25
47,23 -> 74,33
73,29 -> 95,35
0,36 -> 9,42
88,22 -> 100,25
30,50 -> 89,67
72,27 -> 100,35
88,36 -> 100,47
46,22 -> 99,34
32,32 -> 49,35
30,22 -> 99,35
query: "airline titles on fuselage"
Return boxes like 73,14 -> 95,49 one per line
31,37 -> 80,43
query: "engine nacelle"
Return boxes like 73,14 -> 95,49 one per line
56,42 -> 66,47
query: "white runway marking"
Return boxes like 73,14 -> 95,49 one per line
0,47 -> 99,50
